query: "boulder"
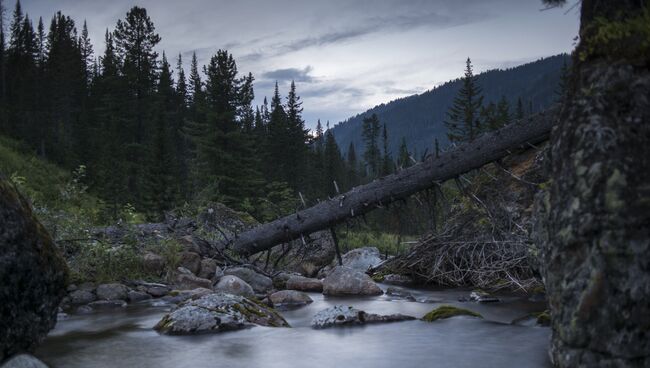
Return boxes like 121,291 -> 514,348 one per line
138,282 -> 170,297
385,287 -> 416,301
197,258 -> 218,280
127,291 -> 152,302
172,267 -> 212,290
223,267 -> 273,293
163,288 -> 214,304
311,305 -> 414,329
178,252 -> 201,275
271,272 -> 295,289
382,274 -> 413,286
96,283 -> 129,301
214,275 -> 254,298
462,290 -> 500,303
143,252 -> 165,274
1,178 -> 67,360
68,290 -> 96,305
421,305 -> 482,322
341,247 -> 382,271
322,267 -> 383,296
1,354 -> 50,368
154,292 -> 289,335
268,290 -> 313,307
286,275 -> 323,292
272,230 -> 336,277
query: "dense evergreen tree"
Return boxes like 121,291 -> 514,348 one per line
444,57 -> 483,143
361,113 -> 381,177
381,123 -> 392,175
397,137 -> 411,170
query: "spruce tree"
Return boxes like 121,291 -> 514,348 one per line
381,123 -> 392,175
346,142 -> 358,188
444,57 -> 483,143
361,113 -> 381,177
397,137 -> 411,169
323,130 -> 343,195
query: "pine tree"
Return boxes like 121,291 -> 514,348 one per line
323,130 -> 343,195
346,142 -> 358,188
496,96 -> 511,128
188,51 -> 201,105
175,53 -> 187,107
79,20 -> 93,87
361,113 -> 381,177
381,123 -> 392,175
516,97 -> 525,121
444,57 -> 483,143
284,80 -> 310,190
397,137 -> 411,169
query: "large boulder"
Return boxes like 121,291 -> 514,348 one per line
340,247 -> 382,271
95,283 -> 129,301
311,305 -> 414,329
154,292 -> 289,335
178,252 -> 201,275
268,290 -> 313,308
172,268 -> 213,290
223,267 -> 273,293
142,252 -> 165,274
322,267 -> 383,296
1,179 -> 68,361
197,258 -> 218,280
214,275 -> 254,298
1,354 -> 50,368
286,275 -> 323,292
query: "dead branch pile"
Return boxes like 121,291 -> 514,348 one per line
375,146 -> 547,291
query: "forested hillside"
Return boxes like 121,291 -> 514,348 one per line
331,54 -> 569,157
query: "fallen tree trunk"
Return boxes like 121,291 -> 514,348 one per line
233,108 -> 557,256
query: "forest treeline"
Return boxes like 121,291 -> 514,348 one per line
0,1 -> 565,223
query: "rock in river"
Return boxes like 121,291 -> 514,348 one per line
214,275 -> 255,298
96,283 -> 129,301
154,292 -> 289,335
223,267 -> 273,293
322,267 -> 383,296
286,275 -> 323,292
1,178 -> 67,361
269,290 -> 313,308
311,305 -> 414,329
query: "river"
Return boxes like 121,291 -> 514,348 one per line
35,285 -> 550,368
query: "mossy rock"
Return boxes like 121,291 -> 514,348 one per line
534,310 -> 551,326
421,305 -> 482,322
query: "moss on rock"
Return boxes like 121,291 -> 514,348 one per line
421,305 -> 482,322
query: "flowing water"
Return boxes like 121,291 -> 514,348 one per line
35,285 -> 550,368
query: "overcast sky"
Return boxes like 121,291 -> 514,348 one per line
21,0 -> 579,129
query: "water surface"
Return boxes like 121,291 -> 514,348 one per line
36,285 -> 550,368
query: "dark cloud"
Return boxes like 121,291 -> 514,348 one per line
261,66 -> 315,83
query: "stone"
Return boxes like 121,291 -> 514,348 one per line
272,230 -> 336,277
139,282 -> 170,297
75,305 -> 93,314
421,305 -> 482,322
268,290 -> 313,307
223,267 -> 273,293
197,258 -> 218,280
163,288 -> 214,304
311,305 -> 414,329
172,268 -> 213,290
78,282 -> 95,291
87,300 -> 127,310
468,290 -> 500,303
127,291 -> 152,302
271,272 -> 295,289
0,178 -> 67,361
95,283 -> 129,301
178,252 -> 201,275
214,275 -> 254,298
154,292 -> 289,335
385,287 -> 416,301
1,354 -> 50,368
68,290 -> 96,305
340,247 -> 382,271
286,275 -> 323,292
143,252 -> 165,274
177,235 -> 202,254
382,274 -> 413,286
322,267 -> 383,296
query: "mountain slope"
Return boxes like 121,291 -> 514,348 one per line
331,54 -> 569,158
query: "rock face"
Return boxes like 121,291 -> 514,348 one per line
322,267 -> 383,296
0,178 -> 68,361
154,292 -> 289,335
172,267 -> 213,290
268,290 -> 313,307
223,267 -> 273,293
214,275 -> 254,298
286,275 -> 323,292
95,283 -> 129,301
533,5 -> 650,365
311,305 -> 414,329
340,247 -> 382,271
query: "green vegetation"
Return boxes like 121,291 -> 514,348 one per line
421,305 -> 483,322
580,8 -> 650,62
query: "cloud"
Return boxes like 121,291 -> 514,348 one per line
261,66 -> 316,83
